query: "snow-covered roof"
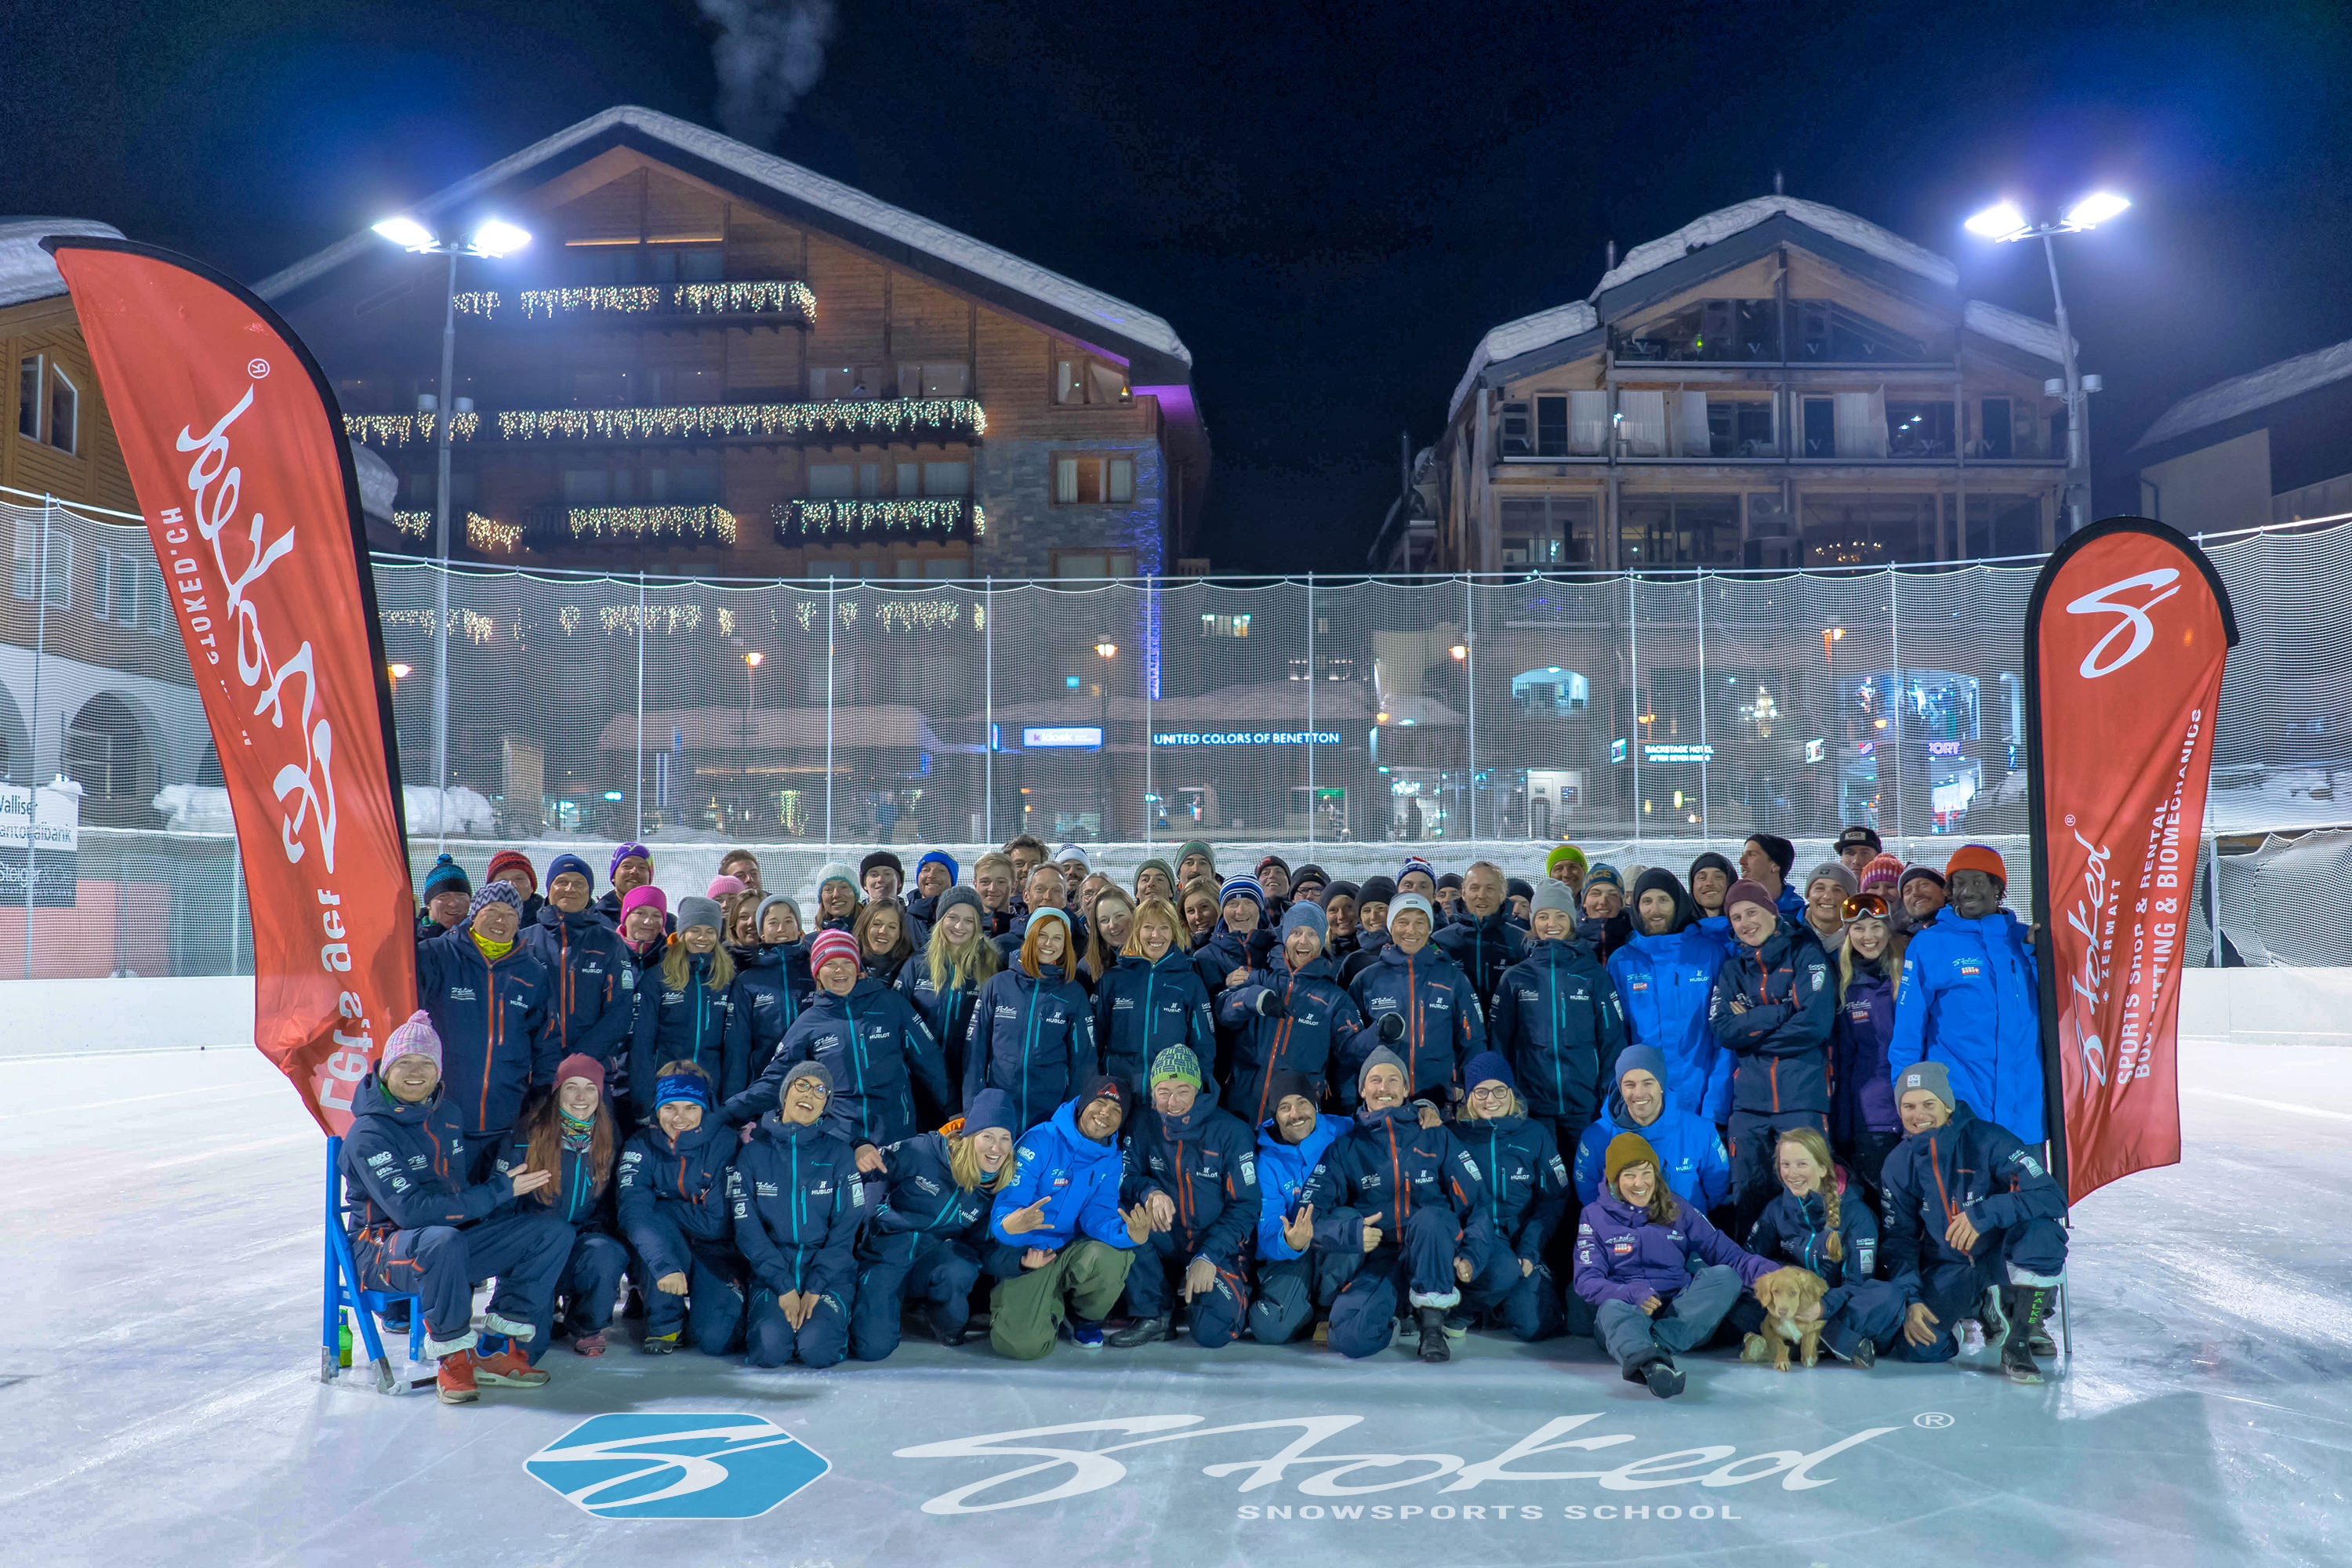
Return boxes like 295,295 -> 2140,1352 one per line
254,107 -> 1188,365
2134,338 -> 2352,451
1446,301 -> 1598,416
0,219 -> 127,309
1592,196 -> 1958,297
347,442 -> 398,521
1961,299 -> 2071,365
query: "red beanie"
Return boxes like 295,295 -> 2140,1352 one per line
1724,879 -> 1777,920
486,850 -> 536,891
1945,844 -> 2008,884
810,927 -> 861,974
555,1053 -> 605,1094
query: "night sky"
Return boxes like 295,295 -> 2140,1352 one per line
7,0 -> 2352,570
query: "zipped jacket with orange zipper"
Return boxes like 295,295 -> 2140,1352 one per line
1345,944 -> 1486,1106
1217,954 -> 1368,1123
1705,917 -> 1835,1116
415,925 -> 558,1138
521,905 -> 637,1066
1298,1103 -> 1496,1258
340,1073 -> 517,1240
1878,1102 -> 2066,1305
1121,1097 -> 1263,1276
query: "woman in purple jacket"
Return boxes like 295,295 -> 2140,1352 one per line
1831,893 -> 1906,1212
1572,1131 -> 1773,1398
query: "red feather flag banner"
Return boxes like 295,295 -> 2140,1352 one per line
45,238 -> 413,1137
2026,516 -> 2237,1203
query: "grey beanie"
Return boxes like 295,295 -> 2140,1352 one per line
1805,860 -> 1860,898
676,895 -> 724,936
1279,901 -> 1327,942
935,886 -> 983,924
1896,1059 -> 1955,1110
1530,879 -> 1579,917
1389,891 -> 1435,927
780,1060 -> 833,1100
755,893 -> 800,930
1357,1044 -> 1410,1097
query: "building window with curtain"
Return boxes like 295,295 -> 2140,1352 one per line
1051,454 -> 1135,504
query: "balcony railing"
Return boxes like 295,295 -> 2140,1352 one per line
452,280 -> 816,329
771,496 -> 976,543
345,397 -> 986,449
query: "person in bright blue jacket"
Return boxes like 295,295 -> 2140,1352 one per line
520,855 -> 637,1069
1711,880 -> 1838,1239
627,896 -> 753,1118
1109,1047 -> 1263,1348
1432,861 -> 1528,1014
1572,1130 -> 1774,1399
1573,1044 -> 1732,1211
1450,1052 -> 1573,1341
1218,901 -> 1370,1123
730,1062 -> 866,1370
1345,894 -> 1483,1109
849,1089 -> 1023,1359
985,1077 -> 1152,1359
416,883 -> 560,1176
1608,870 -> 1733,1127
724,928 -> 950,1156
1887,844 -> 2046,1144
1247,1070 -> 1354,1345
1298,1047 -> 1497,1363
1881,1062 -> 2068,1383
1492,879 -> 1628,1178
964,908 -> 1097,1133
615,1062 -> 746,1356
1724,1125 -> 1905,1367
1095,896 -> 1218,1105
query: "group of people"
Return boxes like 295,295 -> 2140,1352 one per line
339,825 -> 2067,1406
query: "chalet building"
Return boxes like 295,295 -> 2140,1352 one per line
1406,196 -> 2074,574
255,107 -> 1209,583
2132,339 -> 2352,530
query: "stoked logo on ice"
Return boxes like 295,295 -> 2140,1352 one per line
524,1413 -> 829,1519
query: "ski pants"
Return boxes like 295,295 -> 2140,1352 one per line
1247,1250 -> 1354,1344
1888,1217 -> 2069,1363
353,1207 -> 570,1352
525,1230 -> 630,1363
1327,1206 -> 1471,1359
988,1238 -> 1134,1360
745,1283 -> 851,1369
1457,1243 -> 1570,1341
851,1236 -> 984,1361
628,1212 -> 747,1356
1120,1228 -> 1247,1348
1592,1261 -> 1743,1374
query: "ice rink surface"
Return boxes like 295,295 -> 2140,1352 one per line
5,1039 -> 2348,1568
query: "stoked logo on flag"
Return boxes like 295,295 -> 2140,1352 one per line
524,1413 -> 830,1519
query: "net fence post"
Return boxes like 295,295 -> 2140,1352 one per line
24,499 -> 52,979
1889,565 -> 1904,843
1628,573 -> 1641,848
1696,568 -> 1709,842
1144,574 -> 1153,847
634,570 -> 647,844
984,576 -> 993,845
825,576 -> 837,853
1306,572 -> 1316,846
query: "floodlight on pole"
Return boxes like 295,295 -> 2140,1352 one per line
469,219 -> 533,257
371,216 -> 435,250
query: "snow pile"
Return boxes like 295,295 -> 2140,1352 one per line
151,786 -> 235,833
255,107 -> 1189,365
0,219 -> 127,309
1446,300 -> 1598,417
1962,300 -> 2071,365
1593,197 -> 1958,297
2134,337 -> 2352,451
156,783 -> 497,837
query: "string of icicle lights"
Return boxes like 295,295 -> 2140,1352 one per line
349,398 -> 979,447
447,281 -> 816,323
390,510 -> 524,552
567,505 -> 740,544
776,498 -> 969,534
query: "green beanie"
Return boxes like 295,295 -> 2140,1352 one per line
1149,1044 -> 1203,1090
1546,844 -> 1588,875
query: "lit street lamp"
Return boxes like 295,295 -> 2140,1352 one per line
742,652 -> 763,826
1094,641 -> 1117,837
1965,191 -> 2129,536
371,213 -> 531,851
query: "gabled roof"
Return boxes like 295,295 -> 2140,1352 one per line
0,218 -> 125,308
2133,338 -> 2352,452
253,106 -> 1189,368
1446,302 -> 1598,421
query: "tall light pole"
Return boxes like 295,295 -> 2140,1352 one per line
370,214 -> 531,851
1094,641 -> 1117,838
743,651 -> 763,831
1965,192 -> 2129,538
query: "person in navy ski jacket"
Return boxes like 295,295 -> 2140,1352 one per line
726,928 -> 950,1157
1573,1044 -> 1732,1211
1450,1052 -> 1573,1341
339,1011 -> 572,1403
849,1089 -> 1023,1359
985,1078 -> 1152,1359
1491,878 -> 1628,1175
1711,880 -> 1836,1237
1192,877 -> 1277,999
491,1054 -> 628,1360
1832,891 -> 1907,1207
1218,901 -> 1370,1123
964,909 -> 1097,1134
1573,1131 -> 1773,1399
1298,1047 -> 1496,1363
1432,861 -> 1529,1013
416,883 -> 560,1175
728,895 -> 814,1087
628,895 -> 753,1117
1247,1070 -> 1354,1345
1888,844 -> 2046,1144
899,887 -> 1000,1093
1726,1125 -> 1904,1366
615,1062 -> 746,1356
1881,1062 -> 2068,1383
1609,869 -> 1733,1125
1345,893 -> 1483,1108
730,1062 -> 865,1370
1109,1047 -> 1263,1348
1094,896 -> 1218,1105
521,855 -> 637,1069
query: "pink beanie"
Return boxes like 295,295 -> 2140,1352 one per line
381,1009 -> 441,1070
810,928 -> 861,974
621,885 -> 668,920
706,874 -> 747,900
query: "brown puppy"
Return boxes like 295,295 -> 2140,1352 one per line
1744,1266 -> 1831,1371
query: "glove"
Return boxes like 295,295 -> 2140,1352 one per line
1377,1011 -> 1406,1043
1254,990 -> 1288,1019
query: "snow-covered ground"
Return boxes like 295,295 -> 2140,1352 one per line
4,1039 -> 2346,1568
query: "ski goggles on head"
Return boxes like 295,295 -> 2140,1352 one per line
1841,893 -> 1891,923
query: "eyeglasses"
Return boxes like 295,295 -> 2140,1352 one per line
1466,1083 -> 1514,1105
1840,893 -> 1890,922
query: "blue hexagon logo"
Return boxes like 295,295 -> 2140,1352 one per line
524,1413 -> 830,1519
